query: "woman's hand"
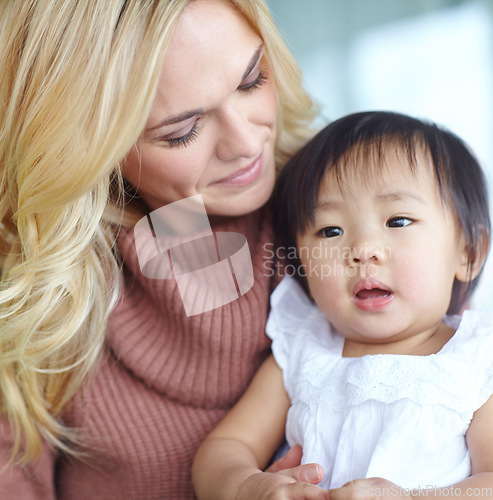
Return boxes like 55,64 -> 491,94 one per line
329,478 -> 412,500
236,468 -> 329,500
266,444 -> 324,485
230,445 -> 328,499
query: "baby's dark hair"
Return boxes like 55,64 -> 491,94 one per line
273,111 -> 491,314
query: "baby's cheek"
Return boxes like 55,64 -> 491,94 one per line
396,254 -> 435,301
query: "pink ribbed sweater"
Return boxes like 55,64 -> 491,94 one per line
0,208 -> 277,499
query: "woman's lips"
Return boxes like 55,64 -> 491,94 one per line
213,155 -> 263,187
353,278 -> 394,312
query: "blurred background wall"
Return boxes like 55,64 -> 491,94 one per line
265,0 -> 493,309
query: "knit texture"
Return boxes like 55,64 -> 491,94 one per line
0,207 -> 277,499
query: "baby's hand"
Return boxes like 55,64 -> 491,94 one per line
236,471 -> 330,500
329,478 -> 413,500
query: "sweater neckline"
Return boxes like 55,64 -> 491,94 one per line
106,207 -> 275,406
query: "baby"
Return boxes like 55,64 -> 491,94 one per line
193,111 -> 493,500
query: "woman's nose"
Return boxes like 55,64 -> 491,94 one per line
215,105 -> 261,161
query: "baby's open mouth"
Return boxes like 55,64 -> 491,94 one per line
355,288 -> 392,299
353,280 -> 394,312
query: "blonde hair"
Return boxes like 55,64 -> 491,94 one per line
0,0 -> 316,463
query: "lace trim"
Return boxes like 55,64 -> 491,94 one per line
288,352 -> 484,413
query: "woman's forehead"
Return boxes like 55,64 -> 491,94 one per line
148,0 -> 261,125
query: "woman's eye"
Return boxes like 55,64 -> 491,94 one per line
158,123 -> 200,149
387,216 -> 413,228
238,68 -> 268,93
319,226 -> 343,238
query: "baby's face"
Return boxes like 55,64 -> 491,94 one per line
296,146 -> 469,354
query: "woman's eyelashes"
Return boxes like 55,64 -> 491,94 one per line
165,124 -> 200,149
238,70 -> 268,93
160,68 -> 269,148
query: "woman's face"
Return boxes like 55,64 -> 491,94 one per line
122,0 -> 278,216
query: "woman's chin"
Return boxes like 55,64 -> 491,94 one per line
205,183 -> 274,218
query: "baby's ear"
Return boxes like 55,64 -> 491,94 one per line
455,229 -> 490,282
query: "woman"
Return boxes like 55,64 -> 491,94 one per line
0,0 -> 320,498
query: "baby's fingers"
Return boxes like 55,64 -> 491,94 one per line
329,478 -> 407,500
262,480 -> 331,500
329,483 -> 365,500
283,481 -> 331,499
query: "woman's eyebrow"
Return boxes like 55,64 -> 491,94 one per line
146,109 -> 203,133
145,45 -> 264,135
242,44 -> 264,81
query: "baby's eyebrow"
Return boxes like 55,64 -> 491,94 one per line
376,191 -> 425,203
314,199 -> 343,212
313,190 -> 425,212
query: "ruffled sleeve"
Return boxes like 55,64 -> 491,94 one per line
447,310 -> 493,411
265,276 -> 339,396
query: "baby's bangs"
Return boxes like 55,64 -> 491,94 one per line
324,133 -> 426,197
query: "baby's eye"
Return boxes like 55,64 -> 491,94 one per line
319,226 -> 343,238
386,217 -> 413,228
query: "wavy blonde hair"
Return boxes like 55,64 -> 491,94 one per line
0,0 -> 316,463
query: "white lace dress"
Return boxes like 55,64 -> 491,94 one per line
266,276 -> 493,490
